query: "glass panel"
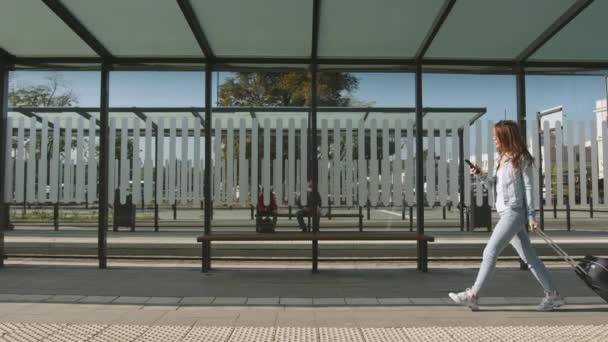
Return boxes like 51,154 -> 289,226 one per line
60,0 -> 203,57
426,0 -> 574,59
526,75 -> 608,230
319,0 -> 444,58
532,1 -> 608,62
0,0 -> 95,57
191,0 -> 312,57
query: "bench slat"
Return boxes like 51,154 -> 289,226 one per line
197,232 -> 434,242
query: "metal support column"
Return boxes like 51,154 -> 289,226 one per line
516,65 -> 529,271
310,61 -> 319,273
202,65 -> 213,272
415,64 -> 427,272
98,63 -> 111,269
458,129 -> 465,231
0,60 -> 10,267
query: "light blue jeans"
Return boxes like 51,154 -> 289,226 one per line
471,207 -> 558,295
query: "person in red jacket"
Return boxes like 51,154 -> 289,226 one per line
257,189 -> 278,227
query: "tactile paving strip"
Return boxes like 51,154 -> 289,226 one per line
319,327 -> 365,342
0,323 -> 607,341
133,325 -> 191,342
275,327 -> 318,342
45,324 -> 107,342
0,323 -> 65,342
361,327 -> 408,342
228,327 -> 275,342
182,326 -> 233,342
89,325 -> 148,342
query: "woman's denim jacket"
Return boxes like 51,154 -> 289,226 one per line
479,156 -> 536,221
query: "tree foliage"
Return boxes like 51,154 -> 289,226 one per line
9,73 -> 78,107
218,71 -> 359,107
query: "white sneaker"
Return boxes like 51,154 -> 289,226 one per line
449,288 -> 479,311
536,294 -> 565,311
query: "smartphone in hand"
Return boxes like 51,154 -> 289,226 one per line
464,159 -> 481,174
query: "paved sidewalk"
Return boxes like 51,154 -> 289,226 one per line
1,260 -> 607,341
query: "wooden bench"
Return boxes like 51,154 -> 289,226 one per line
197,231 -> 434,273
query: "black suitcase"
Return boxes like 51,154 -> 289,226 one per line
536,229 -> 608,303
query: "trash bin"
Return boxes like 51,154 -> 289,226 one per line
469,189 -> 491,232
113,189 -> 136,231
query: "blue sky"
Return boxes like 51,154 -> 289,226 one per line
9,70 -> 607,124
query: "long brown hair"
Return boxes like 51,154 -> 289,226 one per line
494,120 -> 534,169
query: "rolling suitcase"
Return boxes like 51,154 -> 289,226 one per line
536,229 -> 608,303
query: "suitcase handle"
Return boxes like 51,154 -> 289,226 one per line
534,229 -> 586,273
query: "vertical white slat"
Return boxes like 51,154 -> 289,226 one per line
193,119 -> 201,205
263,118 -> 270,206
345,119 -> 353,207
300,118 -> 308,206
132,119 -> 141,205
369,119 -> 378,206
450,124 -> 458,205
567,120 -> 575,208
108,118 -> 116,204
75,117 -> 86,203
275,119 -> 283,204
358,120 -> 367,207
437,121 -> 447,207
381,119 -> 390,206
63,118 -> 73,203
26,117 -> 37,203
180,118 -> 189,202
214,119 -> 222,205
463,121 -> 471,207
555,121 -> 564,208
74,117 -> 84,203
238,118 -> 247,207
168,118 -> 177,204
119,118 -> 129,205
250,118 -> 258,205
543,121 -> 552,209
603,121 -> 608,207
143,119 -> 153,204
155,118 -> 165,204
474,120 -> 482,207
591,120 -> 599,206
320,119 -> 328,204
50,118 -> 61,203
333,119 -> 341,206
38,118 -> 48,203
531,118 -> 540,207
578,121 -> 587,204
226,118 -> 236,206
405,119 -> 414,205
4,118 -> 13,202
164,160 -> 169,202
393,119 -> 402,207
226,118 -> 234,206
486,121 -> 494,207
428,120 -> 437,207
14,118 -> 25,203
288,118 -> 295,207
87,117 -> 96,204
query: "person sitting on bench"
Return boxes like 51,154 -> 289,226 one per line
257,187 -> 278,228
296,180 -> 322,232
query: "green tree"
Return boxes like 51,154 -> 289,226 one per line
218,71 -> 359,107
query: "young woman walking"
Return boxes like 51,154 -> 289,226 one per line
449,120 -> 563,311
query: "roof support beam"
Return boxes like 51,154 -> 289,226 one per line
75,111 -> 101,126
41,0 -> 113,59
190,110 -> 205,128
516,0 -> 594,62
0,47 -> 14,62
249,110 -> 257,121
176,0 -> 215,59
133,110 -> 158,131
414,0 -> 456,61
